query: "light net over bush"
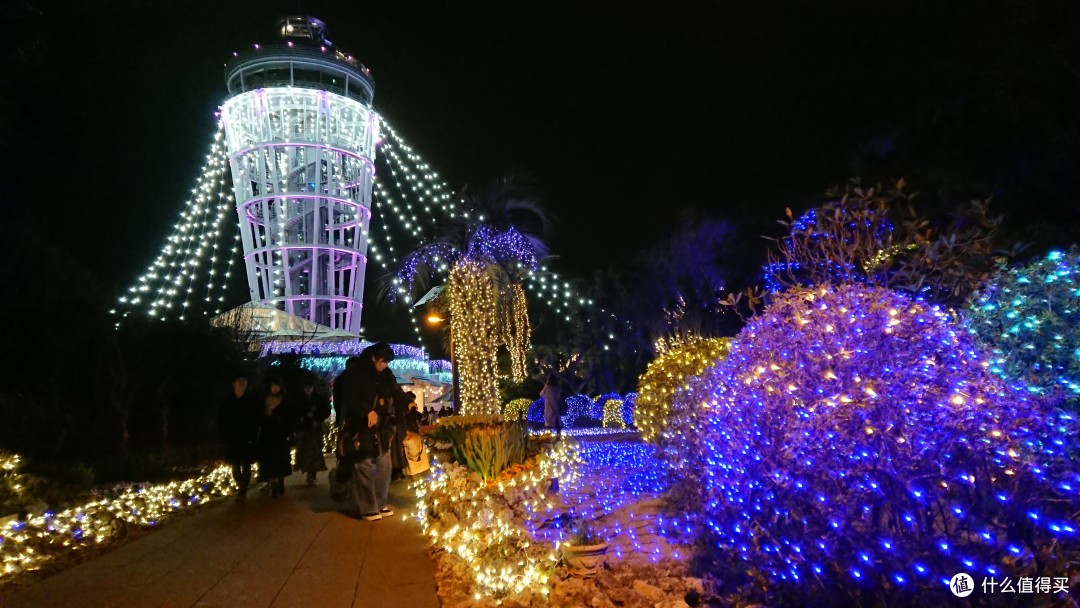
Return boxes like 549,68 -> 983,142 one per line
682,285 -> 1080,602
601,398 -> 625,429
635,338 -> 732,443
502,398 -> 533,420
967,248 -> 1080,406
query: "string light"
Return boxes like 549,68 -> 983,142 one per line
502,284 -> 531,383
415,440 -> 583,599
680,284 -> 1080,602
1,462 -> 237,579
967,248 -> 1080,404
114,124 -> 231,322
502,398 -> 533,420
601,398 -> 626,429
635,337 -> 732,443
447,260 -> 501,414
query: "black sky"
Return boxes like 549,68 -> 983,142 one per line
4,0 -> 1079,310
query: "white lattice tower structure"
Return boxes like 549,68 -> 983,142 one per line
220,17 -> 379,333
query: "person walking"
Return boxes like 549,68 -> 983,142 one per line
294,375 -> 331,485
256,375 -> 293,498
335,342 -> 412,520
218,372 -> 259,501
541,375 -> 562,439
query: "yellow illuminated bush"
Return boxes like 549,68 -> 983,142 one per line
502,398 -> 533,420
601,398 -> 625,429
635,337 -> 733,443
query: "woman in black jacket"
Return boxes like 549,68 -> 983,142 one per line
334,342 -> 414,520
294,376 -> 331,485
256,375 -> 293,498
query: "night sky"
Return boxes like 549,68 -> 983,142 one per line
4,0 -> 1079,318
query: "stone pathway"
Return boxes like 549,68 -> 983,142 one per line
0,467 -> 437,608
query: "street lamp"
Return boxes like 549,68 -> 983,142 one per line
425,312 -> 460,413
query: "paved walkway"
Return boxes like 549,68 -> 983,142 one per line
1,465 -> 438,608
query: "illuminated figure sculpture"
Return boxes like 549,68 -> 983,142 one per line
221,16 -> 378,332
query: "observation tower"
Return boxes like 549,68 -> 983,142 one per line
220,16 -> 378,333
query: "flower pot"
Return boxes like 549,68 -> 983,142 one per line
561,541 -> 609,577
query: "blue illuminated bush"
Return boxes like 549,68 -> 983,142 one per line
681,284 -> 1080,603
621,392 -> 637,427
966,248 -> 1080,407
561,394 -> 592,428
526,399 -> 544,424
590,393 -> 620,421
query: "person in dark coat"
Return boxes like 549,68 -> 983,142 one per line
218,372 -> 259,501
406,403 -> 424,434
541,375 -> 562,439
294,376 -> 331,485
256,375 -> 293,498
334,342 -> 412,520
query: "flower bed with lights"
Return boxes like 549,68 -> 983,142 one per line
966,248 -> 1080,406
680,284 -> 1080,604
415,440 -> 583,603
1,461 -> 235,581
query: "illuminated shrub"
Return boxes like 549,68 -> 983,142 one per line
560,395 -> 591,428
526,398 -> 544,424
966,248 -> 1080,406
601,398 -> 625,429
635,338 -> 733,443
622,392 -> 637,427
682,284 -> 1080,603
503,398 -> 533,421
590,393 -> 620,421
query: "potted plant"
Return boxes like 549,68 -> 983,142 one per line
560,520 -> 609,577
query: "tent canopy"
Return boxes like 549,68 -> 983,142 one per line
210,302 -> 358,341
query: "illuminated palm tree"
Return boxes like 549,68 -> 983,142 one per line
394,177 -> 550,414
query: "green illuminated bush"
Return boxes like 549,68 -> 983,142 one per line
966,247 -> 1080,406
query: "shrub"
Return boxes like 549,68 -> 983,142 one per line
526,398 -> 545,424
634,338 -> 733,443
433,415 -> 527,481
560,395 -> 592,429
622,392 -> 637,427
681,285 -> 1080,603
503,398 -> 533,421
590,393 -> 621,420
601,398 -> 625,429
966,247 -> 1080,407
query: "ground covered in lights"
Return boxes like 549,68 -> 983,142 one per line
426,435 -> 724,608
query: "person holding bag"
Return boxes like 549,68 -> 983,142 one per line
334,342 -> 408,520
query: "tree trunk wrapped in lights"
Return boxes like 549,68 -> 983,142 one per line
501,283 -> 531,384
448,260 -> 501,415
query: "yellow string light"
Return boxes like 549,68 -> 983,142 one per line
447,260 -> 501,414
1,461 -> 237,579
635,337 -> 733,443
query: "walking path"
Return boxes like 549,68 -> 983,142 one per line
1,466 -> 438,608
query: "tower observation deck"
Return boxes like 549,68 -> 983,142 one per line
220,16 -> 378,333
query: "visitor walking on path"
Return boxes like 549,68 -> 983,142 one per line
256,375 -> 293,498
541,375 -> 562,439
334,342 -> 413,520
293,375 -> 331,485
218,371 -> 259,501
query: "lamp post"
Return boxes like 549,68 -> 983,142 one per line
426,313 -> 460,413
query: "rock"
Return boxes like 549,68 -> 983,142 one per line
683,577 -> 706,595
654,601 -> 690,608
633,580 -> 665,602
